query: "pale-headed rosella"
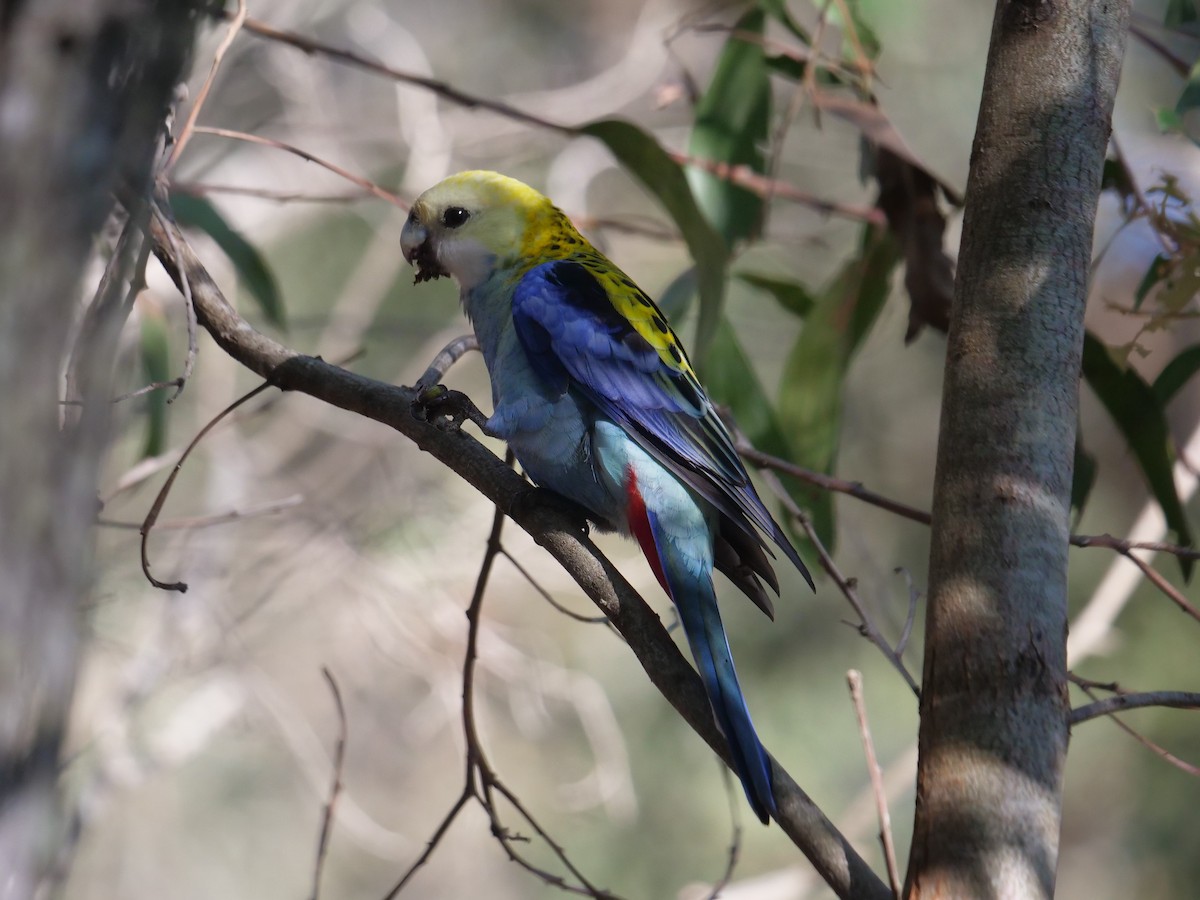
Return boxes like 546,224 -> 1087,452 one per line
400,170 -> 814,823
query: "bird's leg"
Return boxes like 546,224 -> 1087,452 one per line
411,383 -> 491,433
410,334 -> 490,432
413,333 -> 479,394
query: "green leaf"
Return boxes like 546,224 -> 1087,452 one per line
758,0 -> 811,42
827,0 -> 882,62
705,317 -> 792,458
687,8 -> 771,249
1082,332 -> 1194,578
1166,0 -> 1198,27
1134,254 -> 1170,309
1101,157 -> 1136,202
171,193 -> 286,329
1176,60 -> 1200,117
765,53 -> 806,81
1154,344 -> 1200,405
139,308 -> 170,459
1071,426 -> 1097,523
1156,106 -> 1184,133
582,119 -> 728,364
1158,255 -> 1200,313
776,227 -> 900,550
704,317 -> 822,575
737,272 -> 815,318
657,266 -> 697,322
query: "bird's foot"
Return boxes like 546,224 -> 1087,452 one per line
411,384 -> 489,433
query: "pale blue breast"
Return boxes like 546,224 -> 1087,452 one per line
464,281 -> 624,526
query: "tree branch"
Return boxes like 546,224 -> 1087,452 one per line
1070,691 -> 1200,725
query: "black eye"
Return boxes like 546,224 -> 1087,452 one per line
441,206 -> 470,228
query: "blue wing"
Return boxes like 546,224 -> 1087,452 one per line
512,259 -> 812,588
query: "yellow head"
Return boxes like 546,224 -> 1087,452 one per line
401,171 -> 586,290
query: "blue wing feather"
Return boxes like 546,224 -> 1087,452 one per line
512,260 -> 812,588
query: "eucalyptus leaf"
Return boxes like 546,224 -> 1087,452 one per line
1082,332 -> 1194,579
687,8 -> 771,248
139,308 -> 170,459
776,228 -> 900,550
1153,344 -> 1200,405
172,193 -> 286,329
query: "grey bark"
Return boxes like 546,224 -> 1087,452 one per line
0,3 -> 200,896
906,1 -> 1131,897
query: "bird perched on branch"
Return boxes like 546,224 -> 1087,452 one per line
401,170 -> 813,823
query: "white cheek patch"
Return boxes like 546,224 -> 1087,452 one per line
440,237 -> 497,290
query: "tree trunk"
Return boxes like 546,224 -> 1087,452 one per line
0,4 -> 199,896
907,1 -> 1130,897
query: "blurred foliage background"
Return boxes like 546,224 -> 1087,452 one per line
61,0 -> 1198,897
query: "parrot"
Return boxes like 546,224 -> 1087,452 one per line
400,170 -> 813,824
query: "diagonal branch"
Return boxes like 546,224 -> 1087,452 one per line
144,206 -> 890,900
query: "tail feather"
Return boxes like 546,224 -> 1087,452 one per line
627,480 -> 776,823
674,572 -> 776,822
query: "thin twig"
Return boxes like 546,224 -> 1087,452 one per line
98,495 -> 303,531
1067,672 -> 1121,692
830,0 -> 876,84
310,668 -> 348,900
704,778 -> 742,900
1130,19 -> 1192,77
805,0 -> 833,132
499,549 -> 610,625
384,483 -> 618,899
173,181 -> 374,203
487,780 -> 616,898
738,443 -> 932,526
64,203 -> 154,417
191,126 -> 405,206
672,153 -> 885,225
758,467 -> 920,696
239,16 -> 573,135
1076,684 -> 1200,777
381,500 -> 512,899
1117,549 -> 1200,623
232,15 -> 883,225
152,200 -> 197,401
1071,690 -> 1200,725
1071,531 -> 1200,561
739,442 -> 1200,561
169,0 -> 247,168
139,380 -> 273,592
689,23 -> 870,80
113,378 -> 185,403
464,499 -> 615,897
573,215 -> 681,242
893,568 -> 919,658
846,671 -> 900,899
1110,133 -> 1176,257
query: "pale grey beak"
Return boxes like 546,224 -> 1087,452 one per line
401,211 -> 446,283
400,212 -> 428,264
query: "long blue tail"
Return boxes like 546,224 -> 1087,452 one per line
633,503 -> 776,823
